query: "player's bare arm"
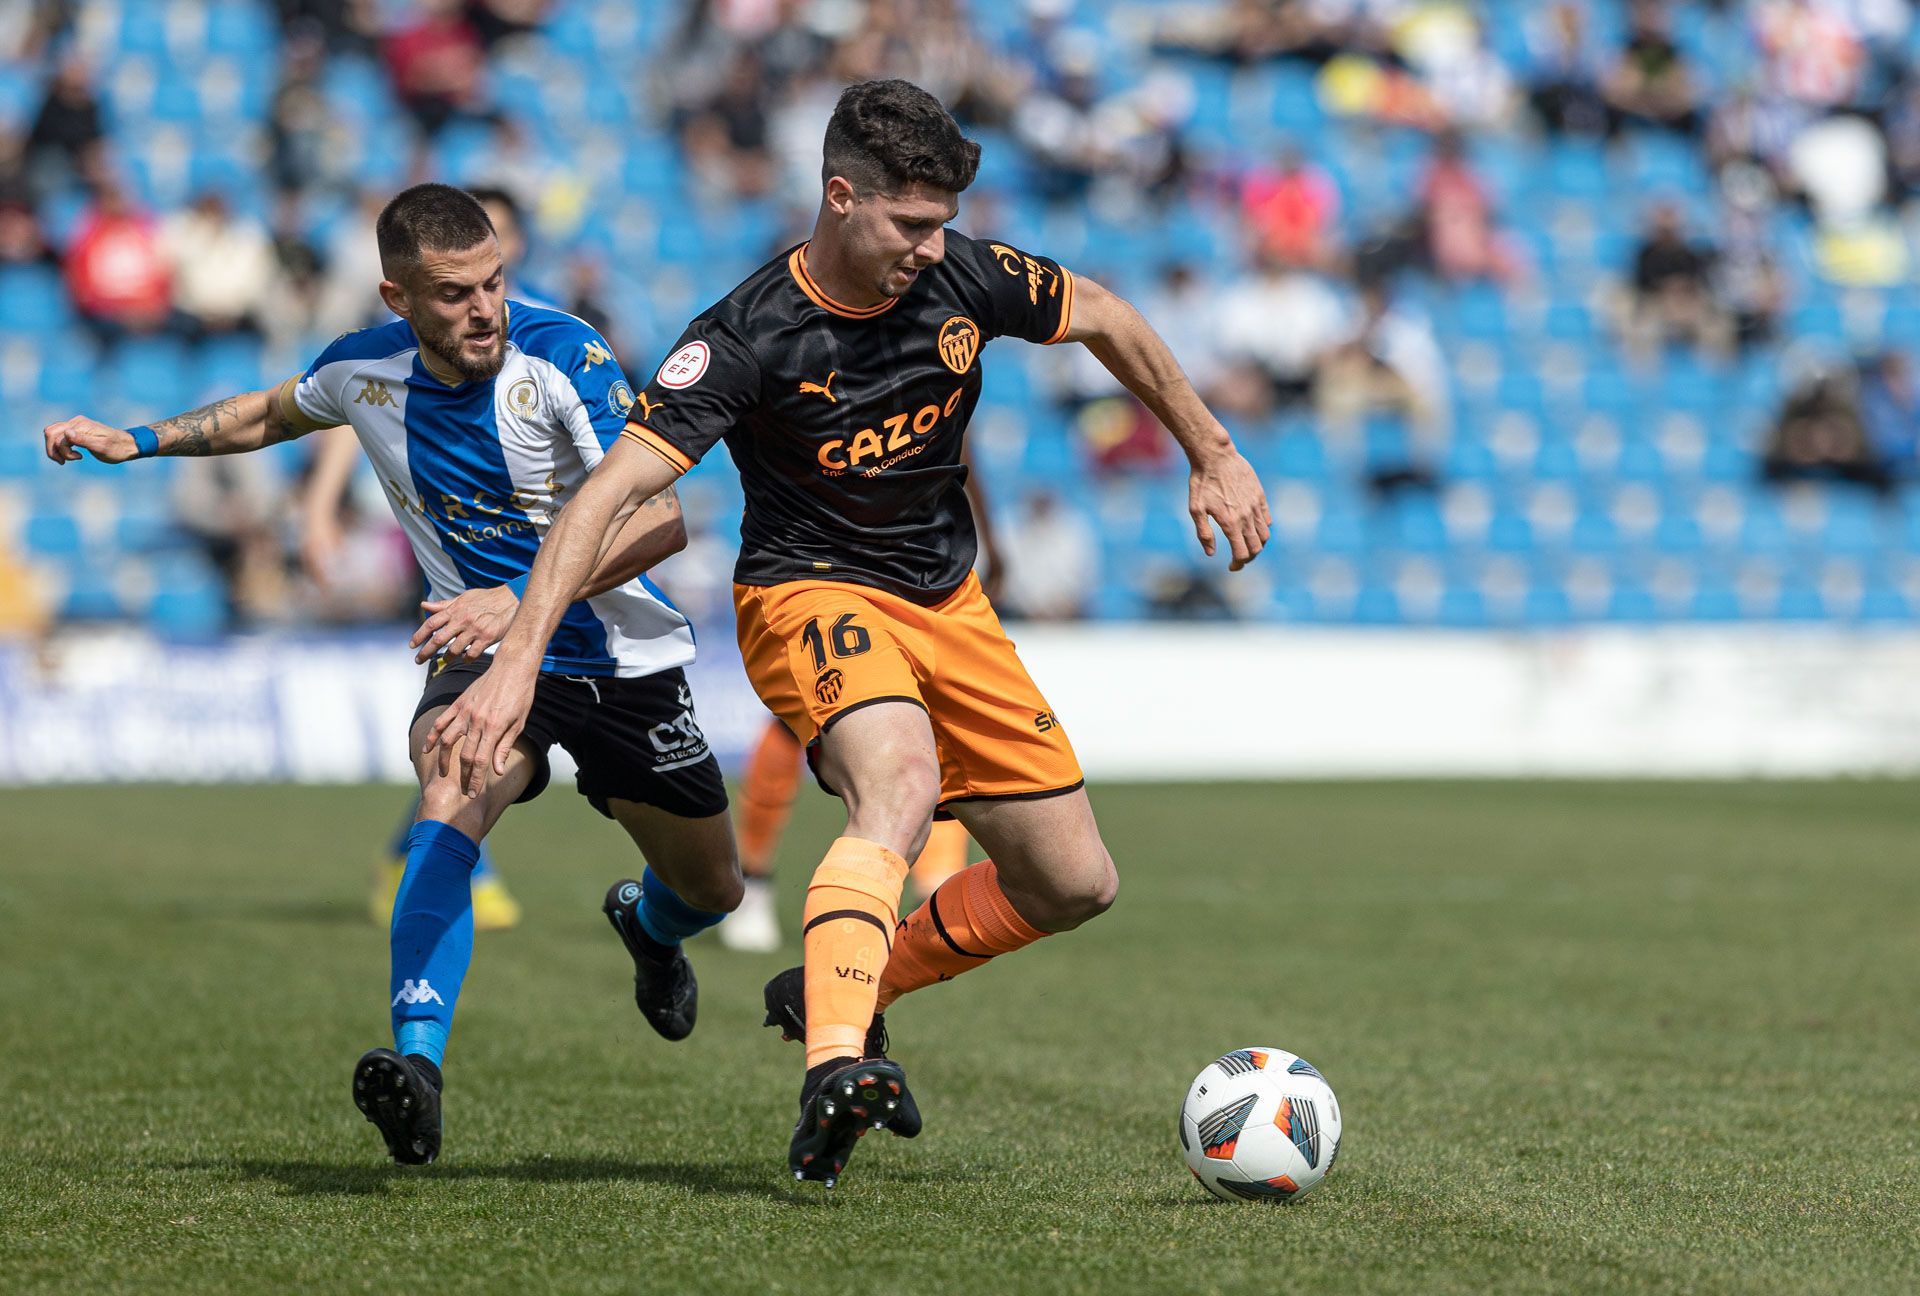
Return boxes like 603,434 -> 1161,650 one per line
43,382 -> 314,465
409,486 -> 686,663
424,436 -> 683,793
1062,276 -> 1273,571
298,425 -> 362,586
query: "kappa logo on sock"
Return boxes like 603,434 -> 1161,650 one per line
392,979 -> 445,1006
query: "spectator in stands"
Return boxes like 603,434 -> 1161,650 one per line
1317,278 -> 1451,445
1011,31 -> 1105,205
0,194 -> 54,269
1705,84 -> 1801,197
563,254 -> 619,345
466,0 -> 552,53
1416,130 -> 1522,285
267,28 -> 336,196
172,451 -> 291,626
1622,201 -> 1731,364
678,46 -> 776,203
25,56 -> 103,195
997,490 -> 1099,621
1395,2 -> 1513,131
1882,73 -> 1920,200
1753,0 -> 1866,111
1857,350 -> 1920,480
1242,145 -> 1339,271
0,532 -> 50,648
1761,360 -> 1888,491
1527,2 -> 1609,138
295,484 -> 418,624
1215,248 -> 1349,415
382,0 -> 492,138
63,177 -> 171,349
262,192 -> 324,354
159,191 -> 275,343
312,189 -> 388,337
1602,0 -> 1702,136
1715,184 -> 1787,353
275,0 -> 381,55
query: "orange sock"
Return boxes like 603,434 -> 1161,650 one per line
802,836 -> 910,1068
909,818 -> 969,899
876,860 -> 1046,1012
737,720 -> 803,876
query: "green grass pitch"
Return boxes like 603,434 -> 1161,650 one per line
2,780 -> 1917,1294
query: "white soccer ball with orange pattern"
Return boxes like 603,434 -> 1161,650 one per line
1179,1047 -> 1342,1202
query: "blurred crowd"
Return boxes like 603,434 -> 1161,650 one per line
6,0 -> 1920,637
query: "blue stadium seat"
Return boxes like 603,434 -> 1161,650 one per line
22,508 -> 82,559
61,564 -> 124,620
0,265 -> 73,335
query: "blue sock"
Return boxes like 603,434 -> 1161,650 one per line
389,821 -> 481,1068
634,866 -> 727,947
389,795 -> 496,883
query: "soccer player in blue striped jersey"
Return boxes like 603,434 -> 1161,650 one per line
43,183 -> 744,1166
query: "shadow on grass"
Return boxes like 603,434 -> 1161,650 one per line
194,1157 -> 806,1203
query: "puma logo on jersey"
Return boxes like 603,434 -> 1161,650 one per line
799,371 -> 839,403
392,979 -> 444,1006
353,378 -> 397,408
583,340 -> 612,368
634,390 -> 663,421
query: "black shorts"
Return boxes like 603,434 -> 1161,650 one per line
413,659 -> 729,821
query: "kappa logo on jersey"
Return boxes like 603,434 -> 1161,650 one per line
392,979 -> 444,1006
354,378 -> 397,408
798,371 -> 839,403
609,380 -> 636,418
937,316 -> 980,375
987,243 -> 1061,307
506,377 -> 539,416
583,340 -> 612,368
656,340 -> 711,389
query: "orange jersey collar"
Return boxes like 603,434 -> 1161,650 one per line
788,244 -> 901,320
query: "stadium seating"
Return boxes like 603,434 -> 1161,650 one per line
4,0 -> 1919,631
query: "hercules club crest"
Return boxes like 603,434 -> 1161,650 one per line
937,316 -> 980,375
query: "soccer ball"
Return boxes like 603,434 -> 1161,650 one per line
1179,1047 -> 1342,1202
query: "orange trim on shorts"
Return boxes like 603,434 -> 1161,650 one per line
788,245 -> 900,320
1044,267 -> 1076,345
620,423 -> 693,473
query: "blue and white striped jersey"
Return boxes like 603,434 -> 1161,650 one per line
290,301 -> 693,679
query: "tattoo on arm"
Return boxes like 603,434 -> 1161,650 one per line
642,485 -> 679,510
154,397 -> 241,456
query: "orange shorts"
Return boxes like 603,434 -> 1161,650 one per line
733,575 -> 1083,808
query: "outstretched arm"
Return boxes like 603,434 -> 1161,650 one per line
44,383 -> 314,465
408,485 -> 687,663
422,436 -> 684,793
1061,276 -> 1271,570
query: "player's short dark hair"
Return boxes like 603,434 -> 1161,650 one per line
376,183 -> 496,281
821,79 -> 980,197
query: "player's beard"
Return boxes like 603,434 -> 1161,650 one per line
419,312 -> 507,383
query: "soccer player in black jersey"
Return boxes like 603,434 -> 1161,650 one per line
428,79 -> 1271,1187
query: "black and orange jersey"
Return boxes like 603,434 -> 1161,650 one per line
621,229 -> 1074,603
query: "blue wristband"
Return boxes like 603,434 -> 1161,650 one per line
127,425 -> 160,459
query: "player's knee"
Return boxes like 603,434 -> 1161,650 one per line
675,860 -> 744,914
1035,852 -> 1117,931
416,779 -> 470,825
